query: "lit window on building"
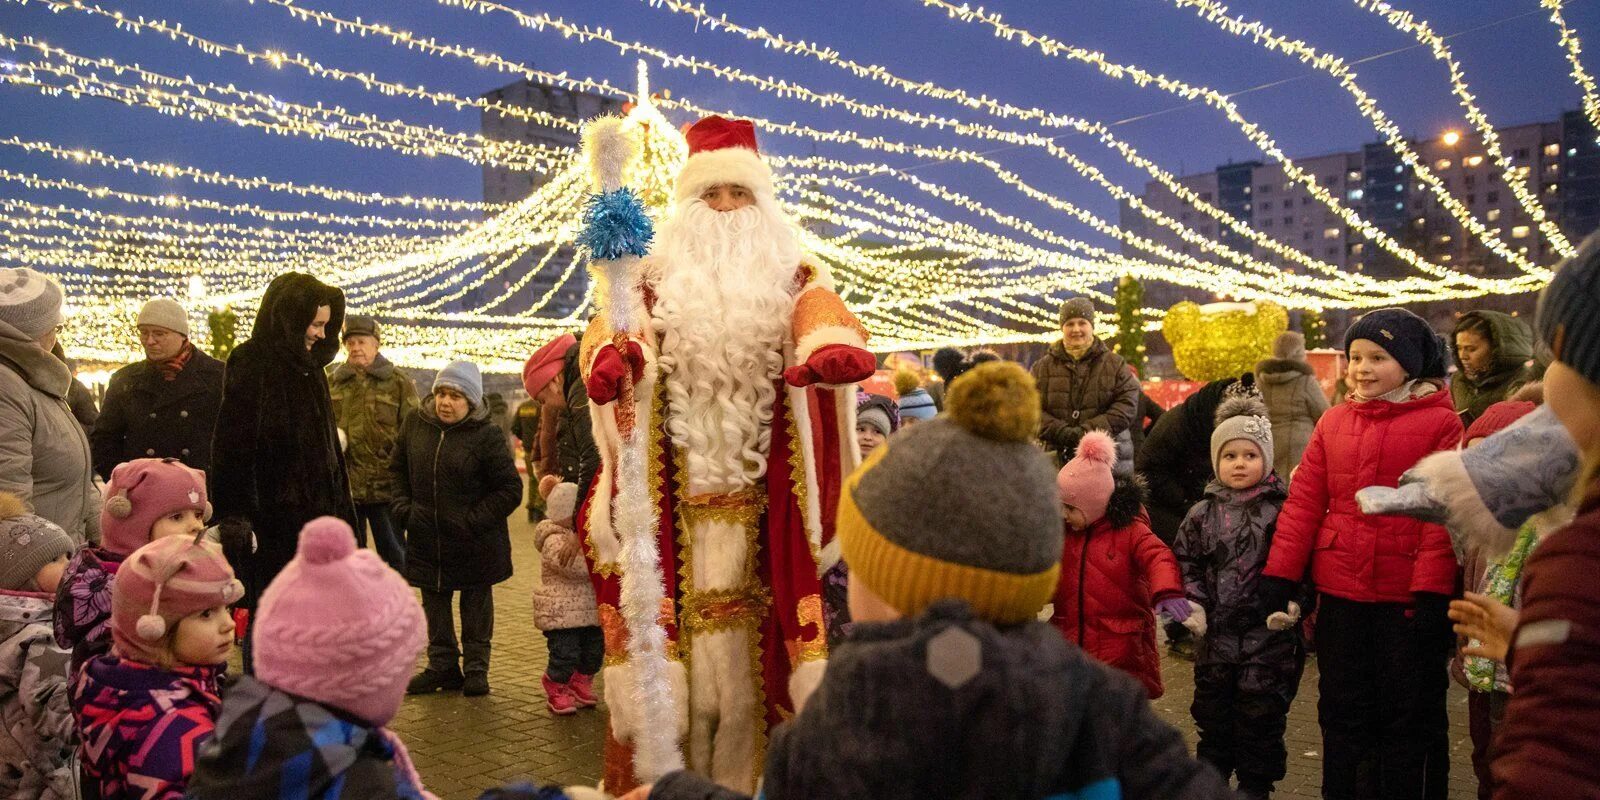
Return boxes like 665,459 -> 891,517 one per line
1324,227 -> 1341,239
1545,143 -> 1561,158
1347,170 -> 1361,181
1487,209 -> 1502,222
1441,254 -> 1453,262
1465,155 -> 1484,167
1348,188 -> 1364,200
1546,183 -> 1560,195
1352,242 -> 1365,255
1512,225 -> 1531,238
1436,159 -> 1452,170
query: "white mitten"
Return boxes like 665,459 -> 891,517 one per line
1181,605 -> 1208,638
1266,601 -> 1302,632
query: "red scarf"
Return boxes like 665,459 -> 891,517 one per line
157,340 -> 194,381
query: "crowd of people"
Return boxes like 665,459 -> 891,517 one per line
0,111 -> 1594,800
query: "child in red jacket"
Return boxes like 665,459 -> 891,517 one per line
1052,430 -> 1188,698
1260,307 -> 1462,800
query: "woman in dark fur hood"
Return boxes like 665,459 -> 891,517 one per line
209,273 -> 357,629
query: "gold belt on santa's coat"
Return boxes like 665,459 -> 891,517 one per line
680,583 -> 773,635
677,486 -> 767,529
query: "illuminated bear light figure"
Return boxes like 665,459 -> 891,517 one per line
1163,300 -> 1289,382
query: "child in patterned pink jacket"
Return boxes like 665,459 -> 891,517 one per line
532,477 -> 601,717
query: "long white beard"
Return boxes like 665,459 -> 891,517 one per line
651,198 -> 801,494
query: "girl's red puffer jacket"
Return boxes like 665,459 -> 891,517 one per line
1051,473 -> 1183,699
1264,384 -> 1463,603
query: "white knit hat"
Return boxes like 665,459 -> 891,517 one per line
137,298 -> 190,337
0,268 -> 63,340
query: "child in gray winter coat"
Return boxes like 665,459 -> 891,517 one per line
1172,396 -> 1303,800
0,492 -> 78,800
532,477 -> 601,717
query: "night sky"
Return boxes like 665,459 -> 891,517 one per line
2,0 -> 1596,257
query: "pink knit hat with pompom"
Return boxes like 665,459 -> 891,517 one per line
1056,430 -> 1117,524
101,458 -> 210,557
253,517 -> 424,727
111,533 -> 242,664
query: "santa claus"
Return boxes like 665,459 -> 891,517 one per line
577,115 -> 874,793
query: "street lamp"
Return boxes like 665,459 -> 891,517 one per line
1442,130 -> 1462,147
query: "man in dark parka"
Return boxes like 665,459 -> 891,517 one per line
93,298 -> 224,478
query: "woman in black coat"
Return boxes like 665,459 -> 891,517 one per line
209,273 -> 356,628
391,360 -> 521,697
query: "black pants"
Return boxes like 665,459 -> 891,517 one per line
420,586 -> 494,676
1315,594 -> 1452,800
354,502 -> 405,569
1191,621 -> 1305,792
544,626 -> 604,682
1468,690 -> 1508,800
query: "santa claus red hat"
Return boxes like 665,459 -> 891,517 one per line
676,115 -> 775,203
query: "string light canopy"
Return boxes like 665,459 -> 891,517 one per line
0,0 -> 1591,373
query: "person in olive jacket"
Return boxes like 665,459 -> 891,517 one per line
392,360 -> 521,698
1031,297 -> 1140,471
92,298 -> 224,478
208,272 -> 357,649
328,314 -> 417,569
1451,310 -> 1534,428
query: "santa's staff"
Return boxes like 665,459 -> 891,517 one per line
575,116 -> 682,780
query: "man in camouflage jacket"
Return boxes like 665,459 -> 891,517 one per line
328,315 -> 417,569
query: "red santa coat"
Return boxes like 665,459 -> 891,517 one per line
1264,386 -> 1462,603
1050,505 -> 1183,699
577,261 -> 865,792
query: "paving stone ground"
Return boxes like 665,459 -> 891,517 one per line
388,478 -> 1477,799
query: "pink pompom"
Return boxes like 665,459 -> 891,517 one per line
298,517 -> 355,565
1074,430 -> 1117,466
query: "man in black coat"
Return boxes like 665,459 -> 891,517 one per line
92,298 -> 224,478
209,273 -> 356,671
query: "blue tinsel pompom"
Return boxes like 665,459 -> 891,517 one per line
577,187 -> 654,261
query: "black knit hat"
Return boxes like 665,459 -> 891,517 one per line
1538,230 -> 1600,387
1344,308 -> 1446,379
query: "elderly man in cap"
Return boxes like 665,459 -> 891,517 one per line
1030,296 -> 1141,472
92,297 -> 226,479
329,314 -> 416,568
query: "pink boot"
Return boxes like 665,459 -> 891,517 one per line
568,672 -> 598,708
542,674 -> 577,716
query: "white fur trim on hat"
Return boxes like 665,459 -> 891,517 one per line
675,147 -> 774,203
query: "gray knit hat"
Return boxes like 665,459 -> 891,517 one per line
137,298 -> 190,337
0,268 -> 63,341
837,362 -> 1063,625
1211,395 -> 1275,476
1058,296 -> 1095,326
0,493 -> 75,592
1538,228 -> 1600,387
343,314 -> 380,342
433,359 -> 484,410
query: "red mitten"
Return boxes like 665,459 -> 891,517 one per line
585,341 -> 646,405
783,344 -> 876,387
